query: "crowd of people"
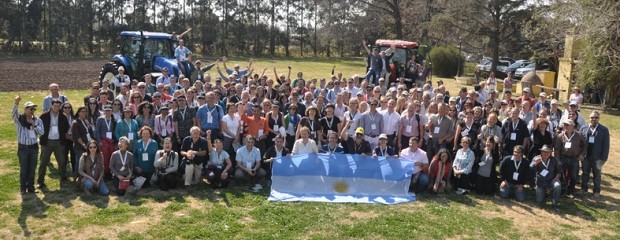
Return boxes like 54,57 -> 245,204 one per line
13,56 -> 610,206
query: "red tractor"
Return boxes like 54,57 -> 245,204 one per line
372,39 -> 420,83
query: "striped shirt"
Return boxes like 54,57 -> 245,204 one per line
13,105 -> 44,145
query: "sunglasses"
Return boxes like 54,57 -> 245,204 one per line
590,117 -> 599,119
133,96 -> 141,99
89,146 -> 97,149
138,86 -> 145,89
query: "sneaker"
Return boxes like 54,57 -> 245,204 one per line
456,188 -> 466,195
593,193 -> 601,198
253,184 -> 263,191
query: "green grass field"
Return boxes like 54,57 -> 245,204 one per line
1,58 -> 619,239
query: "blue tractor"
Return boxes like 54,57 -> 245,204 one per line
99,31 -> 187,84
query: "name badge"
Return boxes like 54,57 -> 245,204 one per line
273,124 -> 279,131
510,133 -> 517,141
588,136 -> 595,143
512,172 -> 519,181
142,153 -> 149,161
540,169 -> 549,177
86,133 -> 92,141
434,127 -> 440,134
161,129 -> 167,136
406,125 -> 412,133
564,142 -> 572,149
258,129 -> 264,137
207,113 -> 213,123
29,129 -> 36,139
106,132 -> 112,139
461,130 -> 468,137
50,126 -> 59,136
120,166 -> 125,171
479,161 -> 485,166
128,132 -> 134,140
371,124 -> 377,130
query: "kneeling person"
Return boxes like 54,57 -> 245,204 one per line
236,135 -> 266,192
205,130 -> 233,188
531,145 -> 562,205
153,138 -> 179,191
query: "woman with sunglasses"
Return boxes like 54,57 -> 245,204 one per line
72,106 -> 96,171
111,99 -> 123,120
78,140 -> 108,195
128,92 -> 143,116
61,102 -> 77,175
136,101 -> 155,130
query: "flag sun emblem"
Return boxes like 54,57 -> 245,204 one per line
333,180 -> 349,193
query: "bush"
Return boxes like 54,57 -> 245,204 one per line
429,45 -> 464,78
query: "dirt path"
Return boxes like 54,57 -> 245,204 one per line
0,57 -> 108,91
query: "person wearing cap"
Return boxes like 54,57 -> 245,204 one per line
579,111 -> 609,198
358,99 -> 384,150
548,99 -> 562,131
114,66 -> 131,94
114,107 -> 139,151
196,92 -> 225,140
519,87 -> 536,107
400,137 -> 429,192
196,92 -> 207,107
37,98 -> 70,187
95,104 -> 116,179
191,59 -> 218,84
156,67 -> 171,86
569,86 -> 584,109
499,145 -> 529,201
173,95 -> 198,152
83,82 -> 101,107
154,104 -> 174,148
534,92 -> 550,115
222,56 -> 252,79
553,119 -> 586,196
339,122 -> 372,155
530,144 -> 562,205
373,134 -> 397,157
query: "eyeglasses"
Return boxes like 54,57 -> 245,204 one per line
133,96 -> 141,99
88,146 -> 97,149
138,86 -> 145,89
92,87 -> 99,90
63,107 -> 72,109
590,117 -> 599,119
113,103 -> 122,106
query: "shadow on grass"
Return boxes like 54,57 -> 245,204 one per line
18,194 -> 48,237
41,180 -> 79,208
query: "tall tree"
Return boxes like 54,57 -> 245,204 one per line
358,0 -> 409,39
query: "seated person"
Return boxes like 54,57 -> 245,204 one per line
78,140 -> 109,196
499,145 -> 530,202
181,126 -> 208,186
428,148 -> 452,193
110,137 -> 134,195
320,131 -> 345,154
530,145 -> 562,205
373,134 -> 397,157
153,138 -> 179,191
339,121 -> 372,155
205,130 -> 233,189
263,135 -> 291,185
236,135 -> 266,192
400,137 -> 429,193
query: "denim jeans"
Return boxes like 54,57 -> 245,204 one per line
536,180 -> 561,204
411,172 -> 430,193
365,68 -> 381,84
83,177 -> 109,195
18,144 -> 39,192
499,182 -> 526,202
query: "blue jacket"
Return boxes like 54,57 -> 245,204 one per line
580,124 -> 610,161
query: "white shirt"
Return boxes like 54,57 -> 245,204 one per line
381,110 -> 401,135
222,114 -> 241,138
344,110 -> 362,136
292,138 -> 319,155
400,147 -> 428,174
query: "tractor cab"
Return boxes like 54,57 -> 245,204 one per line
373,39 -> 419,83
100,31 -> 183,85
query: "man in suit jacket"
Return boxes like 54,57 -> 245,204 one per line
38,99 -> 70,186
579,111 -> 610,198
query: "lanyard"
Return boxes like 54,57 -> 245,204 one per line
159,115 -> 170,133
105,117 -> 111,132
143,139 -> 150,151
326,117 -> 334,129
541,158 -> 549,169
272,113 -> 280,125
51,113 -> 58,126
512,120 -> 518,132
125,119 -> 133,132
308,119 -> 314,131
349,111 -> 357,121
120,151 -> 128,167
514,159 -> 522,170
437,116 -> 443,125
465,120 -> 473,132
564,132 -> 575,142
379,147 -> 387,156
81,119 -> 89,131
180,107 -> 187,121
275,147 -> 283,157
589,124 -> 598,136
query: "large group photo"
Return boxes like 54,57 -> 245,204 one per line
1,0 -> 619,239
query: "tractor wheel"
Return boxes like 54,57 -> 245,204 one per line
99,62 -> 119,86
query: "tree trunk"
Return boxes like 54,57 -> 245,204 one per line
269,0 -> 276,56
285,0 -> 290,57
391,0 -> 403,39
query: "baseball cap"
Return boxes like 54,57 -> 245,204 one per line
24,102 -> 37,108
355,127 -> 364,135
379,134 -> 388,140
523,87 -> 530,93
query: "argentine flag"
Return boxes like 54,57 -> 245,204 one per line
268,153 -> 415,204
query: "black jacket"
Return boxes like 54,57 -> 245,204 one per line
39,111 -> 70,146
